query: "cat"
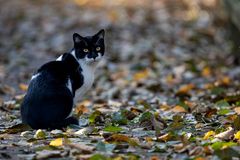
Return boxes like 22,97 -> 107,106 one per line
21,29 -> 105,129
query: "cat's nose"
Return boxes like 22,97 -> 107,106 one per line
92,53 -> 98,59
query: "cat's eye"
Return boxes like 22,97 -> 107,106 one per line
83,49 -> 89,52
96,47 -> 101,51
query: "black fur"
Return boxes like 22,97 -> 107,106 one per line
73,29 -> 105,59
21,53 -> 82,129
20,29 -> 105,129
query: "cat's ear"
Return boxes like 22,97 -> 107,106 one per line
73,33 -> 84,44
94,29 -> 105,39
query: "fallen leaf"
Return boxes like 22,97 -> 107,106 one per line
189,146 -> 204,156
195,158 -> 207,160
150,156 -> 160,160
34,129 -> 46,139
49,138 -> 63,147
133,69 -> 149,81
211,141 -> 237,150
233,115 -> 240,130
75,103 -> 89,117
36,150 -> 61,159
221,76 -> 231,86
202,67 -> 211,77
90,154 -> 108,160
1,124 -> 31,134
19,83 -> 28,91
214,147 -> 240,160
89,110 -> 102,124
112,111 -> 128,125
96,141 -> 116,152
234,131 -> 240,141
157,133 -> 172,142
105,134 -> 139,146
75,127 -> 95,135
215,100 -> 230,108
171,105 -> 187,113
67,143 -> 95,154
176,83 -> 195,94
234,107 -> 240,115
103,126 -> 123,133
203,131 -> 215,140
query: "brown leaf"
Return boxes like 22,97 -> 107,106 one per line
176,84 -> 195,94
105,134 -> 139,146
205,108 -> 217,118
150,156 -> 160,160
171,105 -> 187,113
1,124 -> 31,134
75,103 -> 89,117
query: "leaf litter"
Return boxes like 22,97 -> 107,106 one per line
0,0 -> 240,159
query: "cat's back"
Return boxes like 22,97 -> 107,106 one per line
25,61 -> 72,101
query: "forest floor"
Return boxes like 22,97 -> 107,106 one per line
0,0 -> 240,159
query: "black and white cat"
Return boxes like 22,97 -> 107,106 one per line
21,29 -> 105,129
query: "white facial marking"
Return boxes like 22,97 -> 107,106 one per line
95,52 -> 102,60
84,52 -> 102,64
31,73 -> 40,80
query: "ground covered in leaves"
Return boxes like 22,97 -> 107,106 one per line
0,0 -> 240,159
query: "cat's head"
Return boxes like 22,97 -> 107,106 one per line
72,29 -> 105,64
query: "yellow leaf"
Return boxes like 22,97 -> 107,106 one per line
34,129 -> 46,139
133,69 -> 149,81
221,76 -> 231,85
234,131 -> 240,140
19,83 -> 28,91
171,105 -> 187,113
49,138 -> 63,147
234,107 -> 240,115
203,131 -> 215,140
202,67 -> 211,77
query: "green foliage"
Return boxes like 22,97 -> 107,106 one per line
103,126 -> 123,132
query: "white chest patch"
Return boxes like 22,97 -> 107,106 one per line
56,50 -> 98,101
75,60 -> 95,99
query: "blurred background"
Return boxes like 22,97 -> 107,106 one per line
0,0 -> 239,102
